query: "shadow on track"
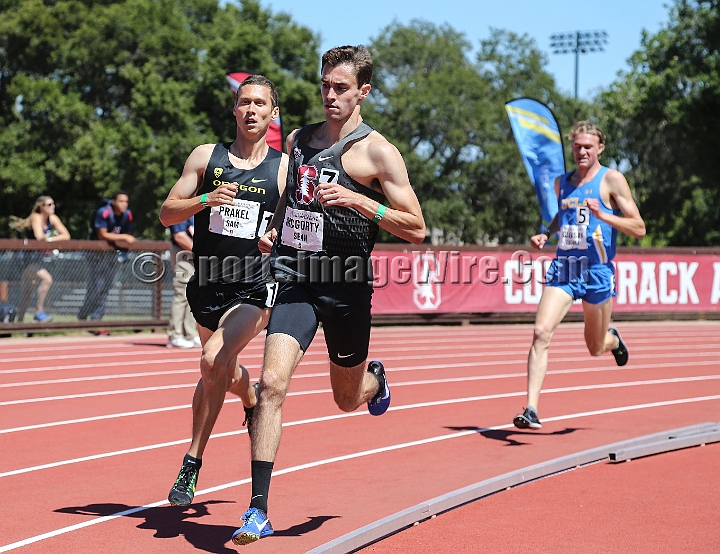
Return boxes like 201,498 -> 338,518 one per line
445,426 -> 583,446
56,502 -> 340,551
57,501 -> 238,553
272,515 -> 341,537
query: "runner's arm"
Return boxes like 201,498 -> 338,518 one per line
315,139 -> 425,244
258,155 -> 289,254
258,143 -> 292,254
592,170 -> 646,239
160,144 -> 236,226
530,177 -> 560,249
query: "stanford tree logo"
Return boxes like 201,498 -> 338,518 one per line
296,165 -> 317,204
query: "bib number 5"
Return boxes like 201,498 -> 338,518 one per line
576,205 -> 590,226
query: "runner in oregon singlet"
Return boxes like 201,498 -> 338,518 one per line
192,143 -> 282,285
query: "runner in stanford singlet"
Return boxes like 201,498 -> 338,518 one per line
233,45 -> 426,546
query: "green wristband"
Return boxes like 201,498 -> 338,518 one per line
373,204 -> 386,223
200,193 -> 208,207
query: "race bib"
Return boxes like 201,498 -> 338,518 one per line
281,207 -> 324,251
576,205 -> 590,226
208,199 -> 260,239
258,211 -> 274,237
558,224 -> 588,250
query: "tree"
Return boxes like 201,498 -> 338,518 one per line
598,0 -> 720,246
0,0 -> 320,238
365,22 -> 586,244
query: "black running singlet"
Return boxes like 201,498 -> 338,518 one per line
277,122 -> 386,264
192,143 -> 282,285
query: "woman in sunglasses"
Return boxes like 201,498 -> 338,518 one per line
10,195 -> 71,322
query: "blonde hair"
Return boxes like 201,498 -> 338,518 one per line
9,195 -> 53,233
568,121 -> 606,145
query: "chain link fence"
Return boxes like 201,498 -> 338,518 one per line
0,239 -> 173,333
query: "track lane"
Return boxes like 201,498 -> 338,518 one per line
3,396 -> 718,553
1,322 -> 719,552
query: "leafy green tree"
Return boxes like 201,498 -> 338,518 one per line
599,0 -> 720,246
366,22 -> 586,244
0,0 -> 320,238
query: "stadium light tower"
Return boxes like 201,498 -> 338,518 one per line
550,30 -> 608,99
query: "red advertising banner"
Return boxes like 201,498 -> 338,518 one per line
369,249 -> 720,314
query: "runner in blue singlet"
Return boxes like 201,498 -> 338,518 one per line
514,121 -> 646,430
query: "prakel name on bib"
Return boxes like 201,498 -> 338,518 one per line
281,207 -> 324,251
209,199 -> 260,239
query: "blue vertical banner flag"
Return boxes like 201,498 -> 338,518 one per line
504,98 -> 566,233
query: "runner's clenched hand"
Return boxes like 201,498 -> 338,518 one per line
205,183 -> 238,207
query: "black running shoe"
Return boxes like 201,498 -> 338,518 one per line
513,407 -> 542,429
609,327 -> 629,366
243,383 -> 259,428
168,458 -> 201,506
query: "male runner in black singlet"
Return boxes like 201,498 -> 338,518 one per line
231,46 -> 425,545
159,75 -> 287,507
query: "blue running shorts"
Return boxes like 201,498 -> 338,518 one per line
545,259 -> 616,305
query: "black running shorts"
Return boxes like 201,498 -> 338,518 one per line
266,282 -> 373,368
186,277 -> 278,331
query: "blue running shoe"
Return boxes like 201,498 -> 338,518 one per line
33,311 -> 52,323
367,360 -> 391,416
232,507 -> 274,545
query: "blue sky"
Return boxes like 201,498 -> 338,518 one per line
261,0 -> 673,99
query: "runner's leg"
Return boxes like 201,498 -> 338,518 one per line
329,360 -> 379,412
187,304 -> 270,459
251,332 -> 304,462
526,286 -> 574,410
582,297 -> 617,356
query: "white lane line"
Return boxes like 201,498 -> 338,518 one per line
1,369 -> 200,388
3,375 -> 719,478
0,349 -> 209,364
3,336 -> 717,375
4,356 -> 720,406
0,357 -> 202,376
4,346 -> 719,388
0,383 -> 197,406
1,326 -> 715,356
0,345 -> 720,388
1,393 -> 718,553
8,369 -> 718,434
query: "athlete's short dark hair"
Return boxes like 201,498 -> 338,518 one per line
237,74 -> 279,109
321,45 -> 373,86
112,190 -> 128,200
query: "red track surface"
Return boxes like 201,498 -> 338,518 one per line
2,321 -> 719,553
